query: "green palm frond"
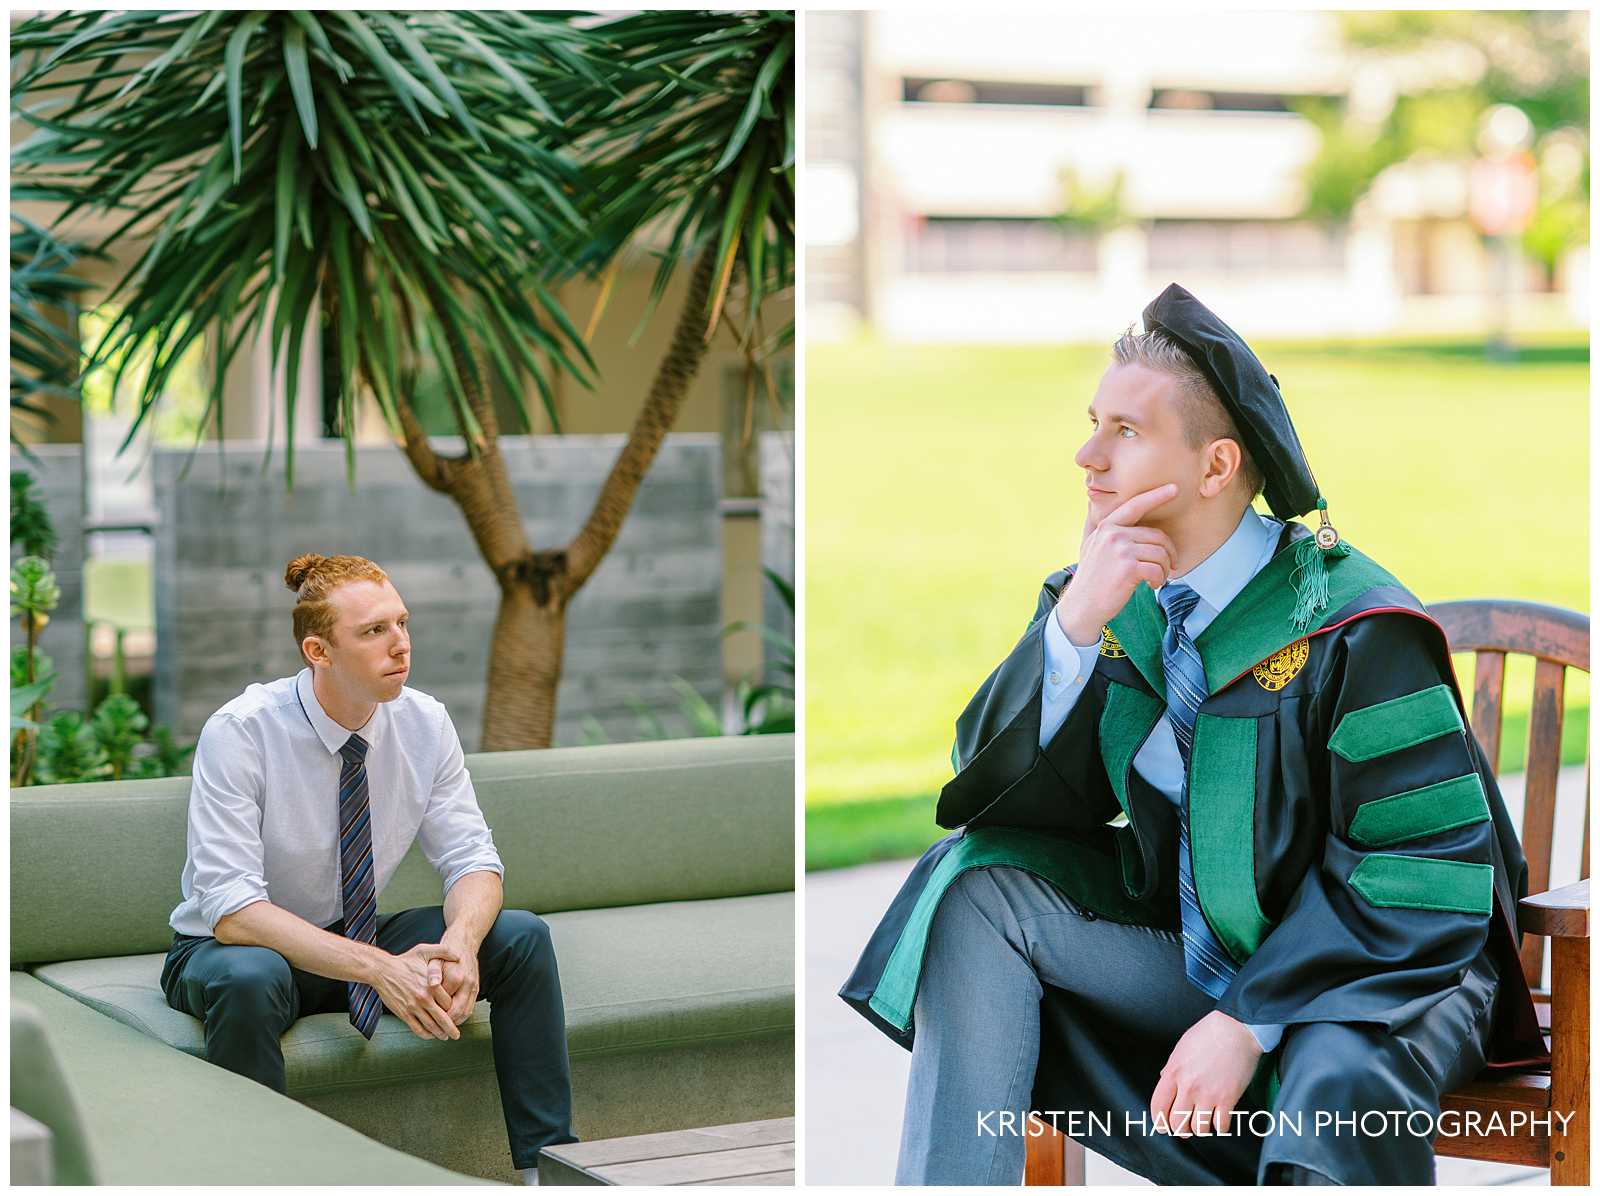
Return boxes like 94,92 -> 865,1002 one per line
10,214 -> 98,453
560,10 -> 795,350
11,10 -> 605,484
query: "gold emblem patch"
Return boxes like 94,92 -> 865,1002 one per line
1253,638 -> 1310,691
1099,625 -> 1127,658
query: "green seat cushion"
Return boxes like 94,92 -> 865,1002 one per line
29,892 -> 793,1096
9,972 -> 484,1185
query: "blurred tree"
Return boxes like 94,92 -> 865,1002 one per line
1341,12 -> 1586,134
1294,95 -> 1410,224
11,10 -> 794,750
1293,10 -> 1588,281
1054,166 -> 1135,235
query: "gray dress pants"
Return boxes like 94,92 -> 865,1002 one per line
896,865 -> 1496,1186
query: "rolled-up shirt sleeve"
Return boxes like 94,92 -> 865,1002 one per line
418,711 -> 504,894
187,714 -> 272,931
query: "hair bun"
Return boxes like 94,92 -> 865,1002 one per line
284,553 -> 326,593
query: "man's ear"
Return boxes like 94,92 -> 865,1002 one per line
1200,438 -> 1243,498
302,635 -> 329,668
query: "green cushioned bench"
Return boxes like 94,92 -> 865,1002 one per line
12,973 -> 478,1185
11,734 -> 795,1184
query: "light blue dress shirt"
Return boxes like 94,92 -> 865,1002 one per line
1038,506 -> 1287,1052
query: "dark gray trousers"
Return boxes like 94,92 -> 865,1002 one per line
160,905 -> 576,1170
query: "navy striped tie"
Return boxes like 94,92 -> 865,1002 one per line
1156,582 -> 1241,1000
338,733 -> 382,1038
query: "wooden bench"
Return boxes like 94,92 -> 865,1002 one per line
1025,598 -> 1590,1185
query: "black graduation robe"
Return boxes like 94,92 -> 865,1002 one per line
839,519 -> 1551,1180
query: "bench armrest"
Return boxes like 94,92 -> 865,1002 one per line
1518,877 -> 1589,939
12,1107 -> 53,1185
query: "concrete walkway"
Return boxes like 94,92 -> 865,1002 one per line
805,765 -> 1585,1185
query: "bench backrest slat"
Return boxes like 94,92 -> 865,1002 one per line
1428,600 -> 1588,993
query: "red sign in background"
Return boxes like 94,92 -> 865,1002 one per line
1468,152 -> 1539,236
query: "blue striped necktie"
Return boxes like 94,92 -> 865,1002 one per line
338,733 -> 382,1038
1156,582 -> 1240,1000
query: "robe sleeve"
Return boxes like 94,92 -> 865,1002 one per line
1212,611 -> 1496,1031
934,568 -> 1124,835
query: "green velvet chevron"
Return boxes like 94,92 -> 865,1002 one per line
1348,854 -> 1494,914
1347,774 -> 1489,848
1328,684 -> 1463,763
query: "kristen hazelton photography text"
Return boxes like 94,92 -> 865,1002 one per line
976,1108 -> 1583,1143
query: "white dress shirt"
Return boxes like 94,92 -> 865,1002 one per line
1038,506 -> 1287,1051
170,668 -> 504,938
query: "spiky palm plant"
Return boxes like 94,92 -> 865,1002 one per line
457,9 -> 795,747
11,9 -> 794,749
12,10 -> 597,474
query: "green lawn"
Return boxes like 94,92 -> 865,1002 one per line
806,333 -> 1589,869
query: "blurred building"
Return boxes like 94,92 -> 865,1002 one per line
807,10 -> 1588,342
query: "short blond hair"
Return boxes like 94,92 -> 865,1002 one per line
1110,324 -> 1265,501
285,553 -> 389,663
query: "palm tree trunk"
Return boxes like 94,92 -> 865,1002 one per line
479,573 -> 568,750
565,249 -> 718,588
393,251 -> 721,750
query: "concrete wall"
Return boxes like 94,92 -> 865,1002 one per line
760,431 -> 796,657
153,436 -> 722,751
9,446 -> 87,714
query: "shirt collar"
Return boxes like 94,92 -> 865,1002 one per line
293,667 -> 385,756
1168,506 -> 1280,618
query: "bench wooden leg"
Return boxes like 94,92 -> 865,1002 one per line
1550,935 -> 1589,1185
1024,1118 -> 1085,1185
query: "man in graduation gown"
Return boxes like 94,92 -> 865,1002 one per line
838,283 -> 1550,1185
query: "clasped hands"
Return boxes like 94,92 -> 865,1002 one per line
366,932 -> 481,1041
1149,1010 -> 1263,1138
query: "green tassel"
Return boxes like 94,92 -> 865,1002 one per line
1289,520 -> 1350,634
